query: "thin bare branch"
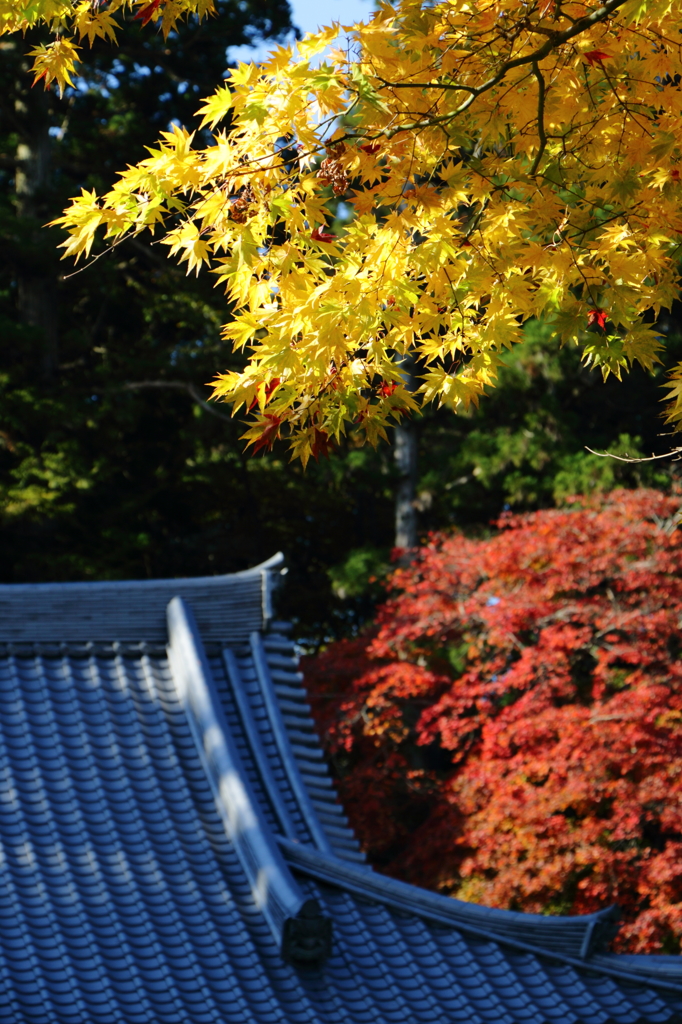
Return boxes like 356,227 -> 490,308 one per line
585,446 -> 682,463
58,230 -> 142,280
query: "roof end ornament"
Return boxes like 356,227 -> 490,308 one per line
580,905 -> 621,959
282,899 -> 333,964
260,551 -> 286,628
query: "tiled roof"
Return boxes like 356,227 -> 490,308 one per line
0,558 -> 680,1024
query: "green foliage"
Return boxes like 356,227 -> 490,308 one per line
328,546 -> 389,600
415,319 -> 680,530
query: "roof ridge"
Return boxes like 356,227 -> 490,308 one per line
258,632 -> 366,863
0,555 -> 285,643
249,632 -> 334,855
166,596 -> 331,963
0,553 -> 285,593
222,645 -> 300,841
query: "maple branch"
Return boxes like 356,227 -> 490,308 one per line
565,202 -> 644,246
377,0 -> 629,139
58,229 -> 142,280
55,0 -> 628,240
529,62 -> 547,176
373,73 -> 476,94
122,380 -> 233,422
561,237 -> 600,308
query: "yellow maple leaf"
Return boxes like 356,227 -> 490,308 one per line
197,85 -> 233,130
29,36 -> 80,95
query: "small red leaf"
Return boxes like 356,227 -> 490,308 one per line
587,308 -> 608,330
361,142 -> 381,155
248,377 -> 281,412
311,226 -> 336,243
583,50 -> 612,67
134,0 -> 162,23
379,381 -> 398,398
252,414 -> 282,455
311,428 -> 331,461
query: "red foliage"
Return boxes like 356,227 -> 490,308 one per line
311,427 -> 331,461
133,0 -> 162,24
304,490 -> 682,952
583,50 -> 612,66
311,226 -> 336,243
587,308 -> 608,329
251,414 -> 282,454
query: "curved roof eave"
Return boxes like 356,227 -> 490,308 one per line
278,838 -> 682,992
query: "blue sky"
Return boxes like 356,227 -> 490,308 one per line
287,0 -> 373,35
229,0 -> 374,63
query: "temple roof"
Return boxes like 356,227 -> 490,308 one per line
0,556 -> 680,1024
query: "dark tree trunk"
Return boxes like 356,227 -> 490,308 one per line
394,418 -> 418,550
393,358 -> 418,553
14,82 -> 58,379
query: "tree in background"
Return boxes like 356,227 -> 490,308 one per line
305,489 -> 682,952
3,0 -> 682,646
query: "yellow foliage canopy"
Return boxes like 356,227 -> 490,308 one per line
6,0 -> 682,464
1,0 -> 214,93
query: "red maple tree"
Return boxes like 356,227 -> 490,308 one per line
304,490 -> 682,953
